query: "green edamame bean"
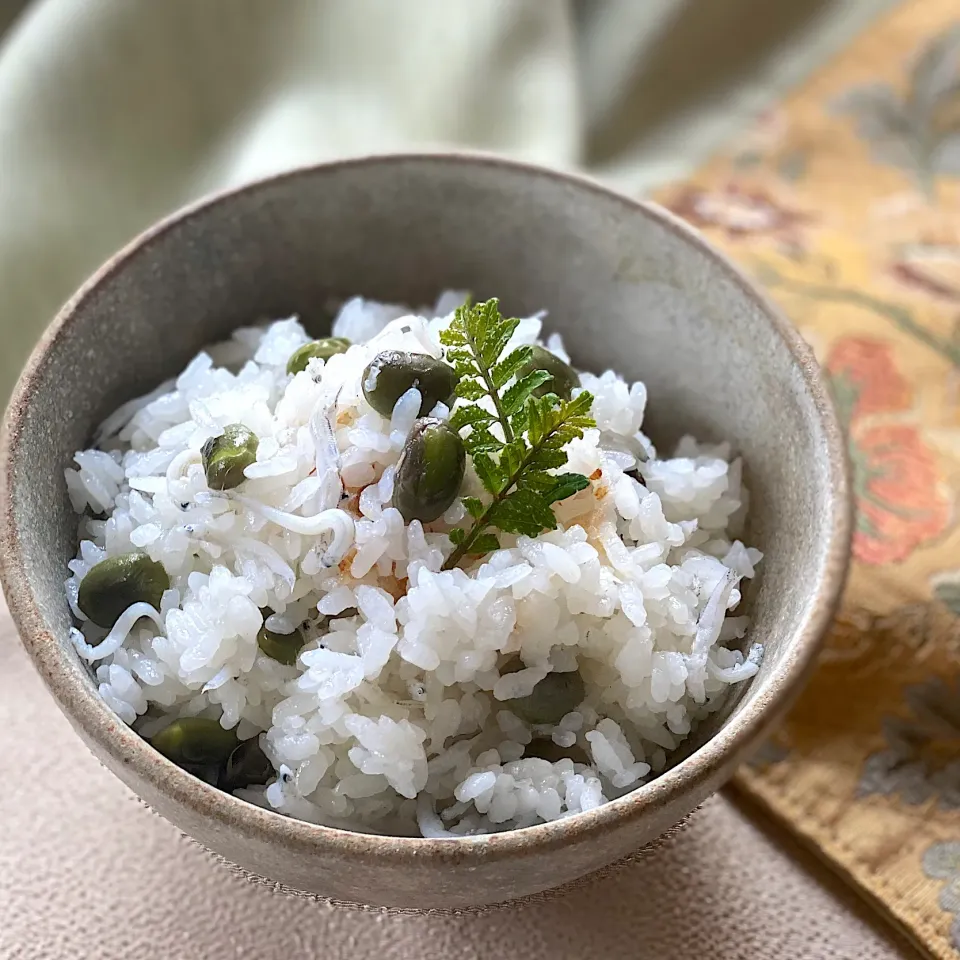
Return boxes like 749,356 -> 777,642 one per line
286,337 -> 351,375
201,423 -> 259,491
257,620 -> 306,666
180,762 -> 224,787
525,738 -> 590,765
150,717 -> 239,767
505,666 -> 586,726
392,418 -> 466,523
519,345 -> 579,400
221,737 -> 274,791
77,552 -> 170,627
362,350 -> 459,417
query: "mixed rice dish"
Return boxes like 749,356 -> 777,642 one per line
65,292 -> 762,837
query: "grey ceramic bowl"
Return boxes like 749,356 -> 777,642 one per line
0,154 -> 849,911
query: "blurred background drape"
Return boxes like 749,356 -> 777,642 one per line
0,0 -> 892,398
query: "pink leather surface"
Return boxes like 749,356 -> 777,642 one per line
0,594 -> 917,960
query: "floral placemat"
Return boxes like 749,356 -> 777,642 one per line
655,1 -> 960,956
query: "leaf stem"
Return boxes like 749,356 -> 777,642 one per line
463,324 -> 514,443
443,417 -> 568,570
440,299 -> 595,570
443,456 -> 528,570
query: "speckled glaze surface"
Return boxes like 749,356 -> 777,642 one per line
0,154 -> 850,911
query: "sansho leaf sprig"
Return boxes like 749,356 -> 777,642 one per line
438,299 -> 596,569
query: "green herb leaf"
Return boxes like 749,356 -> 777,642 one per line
472,451 -> 504,496
508,405 -> 529,438
438,325 -> 467,348
463,428 -> 503,454
525,448 -> 569,472
502,369 -> 552,416
481,314 -> 521,368
469,533 -> 501,554
455,379 -> 488,401
461,497 -> 485,519
543,473 -> 591,504
491,345 -> 534,388
444,348 -> 479,372
489,488 -> 560,537
501,439 -> 527,481
449,406 -> 494,430
440,299 -> 597,569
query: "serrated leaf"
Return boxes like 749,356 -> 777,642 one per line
508,405 -> 528,438
439,327 -> 467,347
463,299 -> 488,343
525,395 -> 545,445
469,532 -> 501,554
448,527 -> 465,545
463,428 -> 502,453
439,299 -> 597,570
540,434 -> 566,451
492,345 -> 534,388
444,347 -> 473,361
526,395 -> 554,446
489,488 -> 558,537
502,369 -> 551,416
501,439 -> 528,481
444,348 -> 479,371
472,452 -> 504,495
526,448 -> 568,472
543,473 -> 590,504
455,379 -> 488,401
461,496 -> 485,519
449,405 -> 495,430
481,315 -> 521,367
563,392 -> 594,418
541,427 -> 583,450
516,472 -> 554,493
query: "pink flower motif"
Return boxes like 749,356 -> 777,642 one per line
825,337 -> 911,419
888,243 -> 960,303
667,183 -> 811,245
824,337 -> 951,566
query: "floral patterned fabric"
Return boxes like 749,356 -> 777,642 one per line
656,3 -> 960,957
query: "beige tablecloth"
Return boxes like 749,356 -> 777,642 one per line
0,593 -> 916,959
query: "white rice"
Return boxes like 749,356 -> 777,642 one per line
65,292 -> 762,837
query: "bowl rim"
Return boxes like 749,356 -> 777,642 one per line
0,151 -> 851,867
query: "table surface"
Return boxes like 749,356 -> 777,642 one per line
0,594 -> 919,960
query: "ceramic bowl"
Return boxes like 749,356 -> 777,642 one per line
0,154 -> 850,910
